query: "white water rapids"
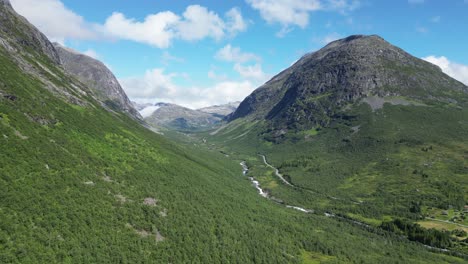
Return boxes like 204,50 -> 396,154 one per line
240,161 -> 314,213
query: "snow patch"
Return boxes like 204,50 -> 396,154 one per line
139,106 -> 161,118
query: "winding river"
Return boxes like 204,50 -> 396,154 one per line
240,161 -> 315,214
239,158 -> 466,258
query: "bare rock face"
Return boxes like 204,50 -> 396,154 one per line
54,43 -> 141,119
0,0 -> 60,64
1,0 -> 141,117
229,35 -> 467,129
0,0 -> 11,7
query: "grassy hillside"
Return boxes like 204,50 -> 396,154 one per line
1,37 -> 467,263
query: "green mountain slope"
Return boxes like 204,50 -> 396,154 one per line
0,2 -> 466,262
210,35 -> 468,254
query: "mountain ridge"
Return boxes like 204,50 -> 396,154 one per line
141,101 -> 239,131
0,0 -> 60,64
53,43 -> 141,119
229,34 -> 467,130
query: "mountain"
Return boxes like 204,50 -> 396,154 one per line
53,43 -> 141,119
211,35 -> 468,252
198,101 -> 240,117
230,35 -> 467,131
1,1 -> 466,261
0,0 -> 59,64
142,102 -> 239,131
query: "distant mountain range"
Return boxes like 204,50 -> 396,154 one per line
134,101 -> 239,131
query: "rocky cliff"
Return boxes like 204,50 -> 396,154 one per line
54,43 -> 141,119
0,0 -> 59,64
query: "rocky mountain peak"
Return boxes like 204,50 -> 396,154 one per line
229,34 -> 467,129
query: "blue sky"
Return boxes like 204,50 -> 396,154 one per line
10,0 -> 468,109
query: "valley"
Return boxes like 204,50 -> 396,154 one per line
0,0 -> 467,262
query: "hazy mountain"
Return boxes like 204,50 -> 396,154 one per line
142,103 -> 238,131
141,102 -> 239,131
198,101 -> 240,117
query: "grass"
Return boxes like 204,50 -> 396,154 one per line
300,250 -> 336,264
418,221 -> 468,235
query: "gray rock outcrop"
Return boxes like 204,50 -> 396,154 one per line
54,43 -> 141,119
0,0 -> 60,64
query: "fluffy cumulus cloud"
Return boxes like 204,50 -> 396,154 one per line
103,5 -> 248,47
103,11 -> 179,48
176,5 -> 225,41
120,69 -> 257,109
423,56 -> 468,85
246,0 -> 359,36
10,0 -> 97,43
11,1 -> 247,48
103,5 -> 249,47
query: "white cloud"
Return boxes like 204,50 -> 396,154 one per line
234,63 -> 269,81
246,0 -> 359,36
104,5 -> 247,47
12,1 -> 247,48
176,5 -> 225,41
215,44 -> 260,63
423,56 -> 468,85
83,49 -> 99,59
226,7 -> 249,35
246,0 -> 321,29
10,0 -> 97,43
120,69 -> 257,109
103,11 -> 179,48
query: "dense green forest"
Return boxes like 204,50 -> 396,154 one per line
206,92 -> 468,256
